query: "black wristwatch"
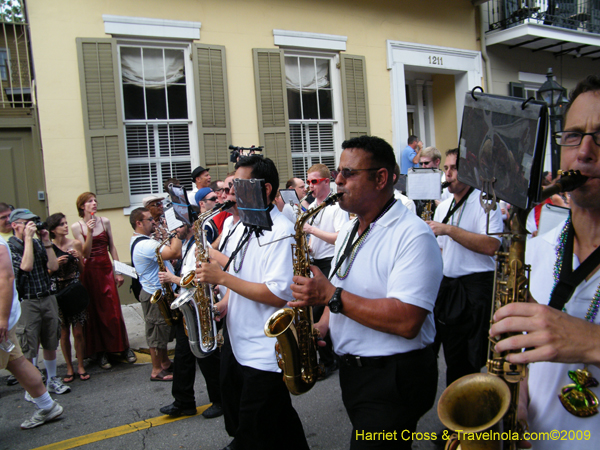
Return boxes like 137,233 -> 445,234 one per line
328,287 -> 343,314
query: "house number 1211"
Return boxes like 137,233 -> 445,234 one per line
428,56 -> 443,65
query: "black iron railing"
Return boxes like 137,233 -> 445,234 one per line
488,0 -> 600,35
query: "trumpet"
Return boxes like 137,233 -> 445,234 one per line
437,170 -> 587,450
171,201 -> 234,358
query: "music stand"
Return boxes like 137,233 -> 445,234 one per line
234,178 -> 273,232
167,183 -> 198,226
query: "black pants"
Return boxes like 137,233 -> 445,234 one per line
220,326 -> 309,450
435,272 -> 494,387
312,257 -> 337,368
172,319 -> 221,409
340,347 -> 438,449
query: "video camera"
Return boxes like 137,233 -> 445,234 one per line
229,145 -> 264,163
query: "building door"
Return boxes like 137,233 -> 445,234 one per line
0,127 -> 47,217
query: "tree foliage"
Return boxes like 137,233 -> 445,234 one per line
0,0 -> 24,23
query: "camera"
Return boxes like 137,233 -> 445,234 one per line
229,145 -> 264,163
33,219 -> 48,231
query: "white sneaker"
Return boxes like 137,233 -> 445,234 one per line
24,391 -> 34,403
20,401 -> 63,429
47,376 -> 71,395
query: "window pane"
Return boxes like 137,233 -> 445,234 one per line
287,90 -> 302,120
167,84 -> 188,119
158,124 -> 190,157
129,163 -> 159,195
145,86 -> 168,120
125,125 -> 155,158
122,84 -> 146,120
318,89 -> 333,120
301,92 -> 319,120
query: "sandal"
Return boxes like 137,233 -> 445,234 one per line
63,374 -> 75,383
150,370 -> 173,382
77,372 -> 91,381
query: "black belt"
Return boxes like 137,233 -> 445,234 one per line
22,290 -> 53,300
340,346 -> 432,368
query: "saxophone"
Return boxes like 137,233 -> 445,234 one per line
150,232 -> 180,327
437,170 -> 587,450
171,201 -> 234,358
264,192 -> 343,395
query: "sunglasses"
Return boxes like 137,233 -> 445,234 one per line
149,202 -> 163,207
307,178 -> 328,185
419,161 -> 433,166
334,167 -> 381,179
205,196 -> 218,202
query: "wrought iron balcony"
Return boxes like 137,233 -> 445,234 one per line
488,1 -> 600,35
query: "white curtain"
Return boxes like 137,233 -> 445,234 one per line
121,47 -> 184,89
286,58 -> 329,93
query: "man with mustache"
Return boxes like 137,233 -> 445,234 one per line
291,135 -> 443,449
491,75 -> 600,449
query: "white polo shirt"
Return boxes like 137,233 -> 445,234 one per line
433,189 -> 503,278
226,207 -> 295,372
130,235 -> 175,295
307,198 -> 349,260
329,200 -> 443,357
524,221 -> 600,450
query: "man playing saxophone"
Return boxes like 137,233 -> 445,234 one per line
291,136 -> 443,450
196,156 -> 309,450
157,223 -> 223,419
490,75 -> 600,449
129,207 -> 181,381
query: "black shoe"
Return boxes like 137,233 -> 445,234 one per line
7,374 -> 18,386
160,403 -> 197,417
202,403 -> 224,419
99,353 -> 112,370
123,348 -> 137,364
221,439 -> 238,450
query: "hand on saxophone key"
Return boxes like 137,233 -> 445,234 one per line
289,265 -> 336,308
196,258 -> 226,286
158,267 -> 177,285
490,302 -> 600,367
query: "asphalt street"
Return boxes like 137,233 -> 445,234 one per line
0,303 -> 448,450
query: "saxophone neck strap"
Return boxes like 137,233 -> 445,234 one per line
442,186 -> 474,225
223,226 -> 252,273
550,221 -> 600,310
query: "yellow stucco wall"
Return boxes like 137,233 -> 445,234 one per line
26,0 -> 478,263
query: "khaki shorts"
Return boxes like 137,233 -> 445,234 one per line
0,327 -> 24,370
15,295 -> 61,359
139,289 -> 174,349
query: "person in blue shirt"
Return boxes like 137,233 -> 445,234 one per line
400,135 -> 423,174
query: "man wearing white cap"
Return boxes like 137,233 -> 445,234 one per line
143,195 -> 169,243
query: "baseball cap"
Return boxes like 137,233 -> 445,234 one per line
195,187 -> 214,203
9,208 -> 39,223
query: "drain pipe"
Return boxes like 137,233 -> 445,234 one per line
479,4 -> 493,93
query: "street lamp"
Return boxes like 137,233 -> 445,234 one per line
538,68 -> 567,177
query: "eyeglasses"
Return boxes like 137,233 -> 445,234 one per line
223,187 -> 231,195
205,196 -> 218,202
419,160 -> 433,167
335,167 -> 381,179
0,214 -> 10,221
149,202 -> 163,208
307,178 -> 328,185
141,218 -> 155,223
554,131 -> 600,147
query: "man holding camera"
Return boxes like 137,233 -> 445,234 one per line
8,208 -> 71,397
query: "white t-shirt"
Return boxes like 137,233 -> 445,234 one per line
329,200 -> 443,356
308,198 -> 349,260
226,207 -> 295,372
281,203 -> 296,224
524,221 -> 600,450
433,189 -> 503,278
0,236 -> 21,331
394,189 -> 416,214
130,235 -> 175,295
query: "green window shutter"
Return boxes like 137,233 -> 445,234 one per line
253,48 -> 292,186
193,44 -> 232,182
341,54 -> 370,139
76,38 -> 129,209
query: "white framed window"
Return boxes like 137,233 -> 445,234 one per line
284,51 -> 343,179
118,42 -> 198,206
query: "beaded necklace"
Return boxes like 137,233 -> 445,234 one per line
334,198 -> 397,280
233,231 -> 252,273
551,215 -> 600,321
551,215 -> 600,418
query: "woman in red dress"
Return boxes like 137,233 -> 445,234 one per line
72,192 -> 136,369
